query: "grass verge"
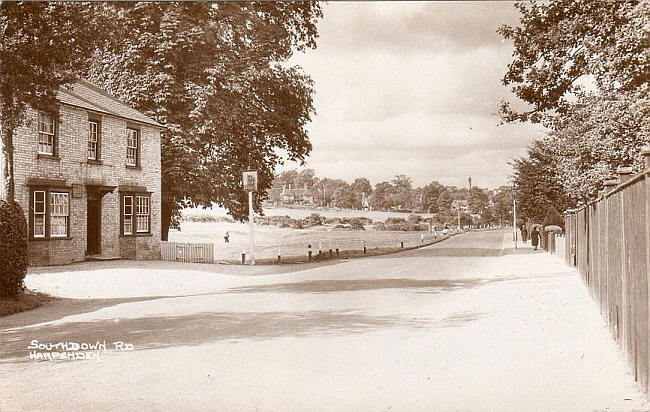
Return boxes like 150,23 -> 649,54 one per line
1,291 -> 54,317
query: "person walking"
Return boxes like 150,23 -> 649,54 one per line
521,225 -> 528,243
224,231 -> 230,243
530,227 -> 540,250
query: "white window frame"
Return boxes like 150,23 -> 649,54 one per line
136,196 -> 150,233
50,192 -> 69,238
88,121 -> 99,160
123,196 -> 133,235
126,129 -> 138,166
38,112 -> 55,155
33,190 -> 46,238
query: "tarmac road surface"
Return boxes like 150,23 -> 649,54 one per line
1,229 -> 647,411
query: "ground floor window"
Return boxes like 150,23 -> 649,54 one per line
30,188 -> 70,239
121,193 -> 150,235
136,196 -> 150,233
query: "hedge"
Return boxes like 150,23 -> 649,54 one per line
0,200 -> 28,298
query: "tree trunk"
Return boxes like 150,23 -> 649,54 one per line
161,199 -> 172,241
2,127 -> 15,202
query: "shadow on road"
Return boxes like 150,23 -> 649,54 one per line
226,278 -> 484,294
1,309 -> 487,363
373,247 -> 503,258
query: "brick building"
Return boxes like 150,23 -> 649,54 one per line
6,80 -> 163,266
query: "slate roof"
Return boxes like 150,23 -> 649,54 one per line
57,79 -> 162,128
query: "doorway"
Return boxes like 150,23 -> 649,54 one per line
87,191 -> 101,255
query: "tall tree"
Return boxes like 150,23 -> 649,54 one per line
296,169 -> 316,189
500,0 -> 649,214
1,2 -> 114,200
421,181 -> 444,213
87,2 -> 323,239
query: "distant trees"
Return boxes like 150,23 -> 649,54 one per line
500,0 -> 649,221
269,170 -> 514,226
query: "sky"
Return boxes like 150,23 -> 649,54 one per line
282,1 -> 547,190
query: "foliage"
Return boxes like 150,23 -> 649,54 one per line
1,2 -> 114,200
348,218 -> 365,231
498,0 -> 647,123
0,200 -> 28,298
511,140 -> 572,222
87,2 -> 323,239
542,206 -> 564,230
303,213 -> 323,227
502,0 -> 649,215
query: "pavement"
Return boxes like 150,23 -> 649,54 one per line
0,229 -> 647,411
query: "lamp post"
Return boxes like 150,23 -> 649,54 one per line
512,185 -> 517,250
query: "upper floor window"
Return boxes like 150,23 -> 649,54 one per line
126,128 -> 138,166
38,112 -> 56,155
88,120 -> 99,160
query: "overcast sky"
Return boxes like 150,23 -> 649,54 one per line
282,1 -> 546,190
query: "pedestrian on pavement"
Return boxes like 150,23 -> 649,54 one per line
521,225 -> 528,243
530,227 -> 540,250
224,231 -> 230,243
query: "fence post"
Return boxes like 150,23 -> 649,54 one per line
401,241 -> 404,248
241,251 -> 246,265
318,241 -> 322,258
336,240 -> 340,257
363,240 -> 366,254
277,246 -> 281,263
308,244 -> 312,261
644,146 -> 650,394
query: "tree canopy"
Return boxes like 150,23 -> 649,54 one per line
501,0 -> 649,220
87,2 -> 323,238
1,2 -> 113,200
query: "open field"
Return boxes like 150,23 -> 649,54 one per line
168,220 -> 453,262
181,205 -> 435,222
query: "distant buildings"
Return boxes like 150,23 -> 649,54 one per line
266,184 -> 317,205
451,199 -> 469,212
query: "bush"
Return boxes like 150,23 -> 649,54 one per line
349,218 -> 365,230
385,223 -> 428,231
385,217 -> 406,224
0,200 -> 28,298
372,222 -> 387,231
303,213 -> 323,227
407,214 -> 423,224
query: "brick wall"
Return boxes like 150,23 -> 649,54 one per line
13,104 -> 161,266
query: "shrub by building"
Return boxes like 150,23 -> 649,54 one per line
0,200 -> 28,297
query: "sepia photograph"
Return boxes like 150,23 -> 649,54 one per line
1,0 -> 649,410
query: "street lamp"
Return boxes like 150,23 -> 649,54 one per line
512,184 -> 517,250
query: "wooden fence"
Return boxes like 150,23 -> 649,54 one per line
564,152 -> 650,395
161,241 -> 214,263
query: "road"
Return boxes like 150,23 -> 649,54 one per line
1,230 -> 647,411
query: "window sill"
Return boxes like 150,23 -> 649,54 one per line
30,236 -> 72,241
87,159 -> 103,165
126,165 -> 141,170
121,232 -> 153,237
37,153 -> 60,161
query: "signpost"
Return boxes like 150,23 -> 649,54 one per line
243,171 -> 257,265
